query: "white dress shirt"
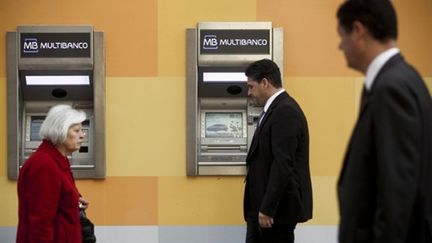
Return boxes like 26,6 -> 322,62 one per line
365,47 -> 400,91
263,89 -> 285,112
258,89 -> 284,126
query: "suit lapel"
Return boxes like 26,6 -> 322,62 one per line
339,54 -> 403,183
339,88 -> 370,184
261,91 -> 287,126
355,54 -> 403,124
247,108 -> 273,161
247,132 -> 258,162
358,86 -> 371,118
247,92 -> 288,162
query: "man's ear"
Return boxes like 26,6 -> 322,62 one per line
261,78 -> 270,88
352,20 -> 367,39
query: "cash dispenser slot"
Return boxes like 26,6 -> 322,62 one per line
200,145 -> 248,151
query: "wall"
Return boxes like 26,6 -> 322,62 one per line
0,0 -> 431,242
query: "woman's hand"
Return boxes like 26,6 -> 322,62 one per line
79,197 -> 89,210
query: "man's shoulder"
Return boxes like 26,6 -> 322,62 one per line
374,57 -> 423,92
379,55 -> 421,81
278,94 -> 304,112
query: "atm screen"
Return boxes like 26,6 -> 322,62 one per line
205,112 -> 243,138
30,116 -> 45,141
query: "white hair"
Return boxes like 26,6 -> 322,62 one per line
39,104 -> 87,145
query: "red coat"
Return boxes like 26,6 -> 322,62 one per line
17,140 -> 82,243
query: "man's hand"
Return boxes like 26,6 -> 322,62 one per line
258,212 -> 274,228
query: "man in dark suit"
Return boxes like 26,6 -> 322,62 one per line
243,59 -> 313,243
336,1 -> 432,243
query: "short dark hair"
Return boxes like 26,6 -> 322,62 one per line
245,59 -> 282,88
337,0 -> 398,41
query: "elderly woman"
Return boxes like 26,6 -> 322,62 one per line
17,104 -> 89,243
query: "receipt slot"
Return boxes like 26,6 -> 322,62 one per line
7,26 -> 105,179
186,22 -> 283,176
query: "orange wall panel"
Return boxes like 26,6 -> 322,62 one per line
77,177 -> 159,225
0,0 -> 158,77
394,1 -> 432,76
256,0 -> 432,77
256,0 -> 353,76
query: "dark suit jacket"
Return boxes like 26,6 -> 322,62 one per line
338,54 -> 432,243
244,91 -> 313,225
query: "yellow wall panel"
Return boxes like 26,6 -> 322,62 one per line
308,176 -> 339,225
284,77 -> 357,176
425,78 -> 432,94
106,77 -> 186,176
0,78 -> 5,178
105,76 -> 366,177
0,178 -> 18,226
0,0 -> 158,77
158,176 -> 244,225
158,0 -> 257,76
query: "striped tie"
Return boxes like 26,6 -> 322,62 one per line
258,111 -> 266,126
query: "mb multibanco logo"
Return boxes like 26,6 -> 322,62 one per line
203,35 -> 218,50
23,38 -> 39,53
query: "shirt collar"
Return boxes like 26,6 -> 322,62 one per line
263,89 -> 285,112
365,47 -> 400,91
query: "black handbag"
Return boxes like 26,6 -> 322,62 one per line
80,209 -> 96,243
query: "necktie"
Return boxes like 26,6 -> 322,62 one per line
258,111 -> 266,126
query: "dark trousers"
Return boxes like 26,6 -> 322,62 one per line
246,217 -> 296,243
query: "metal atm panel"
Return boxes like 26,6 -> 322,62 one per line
7,26 -> 105,180
186,22 -> 284,176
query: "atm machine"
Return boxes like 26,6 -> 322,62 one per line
7,26 -> 105,179
186,22 -> 283,176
